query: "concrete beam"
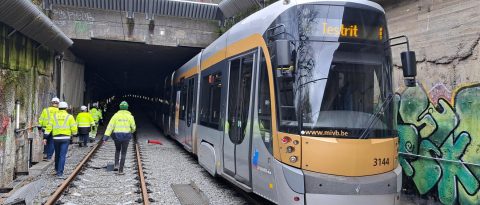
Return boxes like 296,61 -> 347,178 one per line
50,5 -> 219,48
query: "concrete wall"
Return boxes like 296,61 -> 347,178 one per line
382,0 -> 480,204
0,22 -> 57,187
50,5 -> 219,48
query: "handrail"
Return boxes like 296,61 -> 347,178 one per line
400,152 -> 480,167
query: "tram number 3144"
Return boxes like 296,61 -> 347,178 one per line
373,158 -> 390,166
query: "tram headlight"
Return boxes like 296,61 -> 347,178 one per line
289,156 -> 297,163
286,146 -> 294,153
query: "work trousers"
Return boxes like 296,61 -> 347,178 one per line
90,122 -> 99,139
113,139 -> 130,172
53,138 -> 70,176
79,134 -> 89,146
43,133 -> 55,159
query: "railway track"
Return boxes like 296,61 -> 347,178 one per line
44,137 -> 150,205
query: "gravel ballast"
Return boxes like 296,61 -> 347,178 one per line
27,113 -> 253,204
32,142 -> 94,204
136,116 -> 248,205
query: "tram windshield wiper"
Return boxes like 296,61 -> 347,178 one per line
294,78 -> 328,95
298,78 -> 328,88
358,92 -> 394,139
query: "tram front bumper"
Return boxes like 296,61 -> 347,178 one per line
303,165 -> 402,205
306,193 -> 400,205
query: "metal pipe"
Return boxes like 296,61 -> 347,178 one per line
28,138 -> 33,167
15,126 -> 40,132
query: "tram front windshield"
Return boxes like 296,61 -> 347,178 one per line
274,5 -> 396,138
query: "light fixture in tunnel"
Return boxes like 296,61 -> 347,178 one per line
15,100 -> 20,130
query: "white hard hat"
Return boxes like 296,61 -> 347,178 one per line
59,102 -> 68,109
80,105 -> 87,111
51,97 -> 60,103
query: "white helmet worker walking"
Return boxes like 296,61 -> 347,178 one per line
76,105 -> 95,147
44,101 -> 77,178
38,96 -> 61,160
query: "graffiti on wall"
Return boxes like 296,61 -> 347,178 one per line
396,83 -> 480,205
0,115 -> 9,142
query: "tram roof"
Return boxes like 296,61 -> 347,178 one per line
175,0 -> 385,78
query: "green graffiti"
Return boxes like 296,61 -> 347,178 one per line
74,21 -> 89,34
397,84 -> 480,205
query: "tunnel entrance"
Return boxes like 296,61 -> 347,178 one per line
71,39 -> 201,104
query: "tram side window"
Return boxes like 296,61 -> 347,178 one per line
199,72 -> 222,129
258,52 -> 273,154
179,80 -> 187,120
163,88 -> 170,115
187,78 -> 196,123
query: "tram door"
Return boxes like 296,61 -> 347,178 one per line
185,77 -> 196,148
224,52 -> 255,185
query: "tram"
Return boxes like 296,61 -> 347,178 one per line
156,0 -> 417,204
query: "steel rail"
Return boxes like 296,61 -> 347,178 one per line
135,143 -> 150,205
44,141 -> 102,205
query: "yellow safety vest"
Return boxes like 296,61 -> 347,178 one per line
90,108 -> 103,122
104,110 -> 136,136
76,112 -> 95,128
45,110 -> 78,139
38,107 -> 59,128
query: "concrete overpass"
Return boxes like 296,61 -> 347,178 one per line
42,0 -> 222,102
45,0 -> 220,47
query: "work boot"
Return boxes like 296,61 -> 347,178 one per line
116,171 -> 124,175
113,166 -> 119,171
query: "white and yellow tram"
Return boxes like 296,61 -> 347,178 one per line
156,0 -> 417,204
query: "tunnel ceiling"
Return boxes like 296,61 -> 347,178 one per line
70,39 -> 201,100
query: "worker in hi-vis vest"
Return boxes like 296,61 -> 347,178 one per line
76,105 -> 95,147
45,101 -> 78,178
103,101 -> 136,175
38,97 -> 60,160
89,102 -> 102,141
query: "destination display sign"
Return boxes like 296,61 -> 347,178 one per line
321,23 -> 384,41
304,19 -> 385,42
299,5 -> 387,43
